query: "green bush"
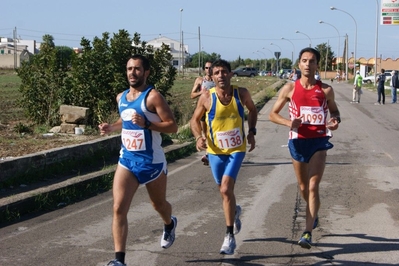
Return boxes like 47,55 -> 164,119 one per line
17,31 -> 176,128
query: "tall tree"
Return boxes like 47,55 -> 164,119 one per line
17,31 -> 177,127
315,43 -> 335,71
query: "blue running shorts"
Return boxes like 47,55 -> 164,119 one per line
288,137 -> 333,163
118,157 -> 166,185
208,152 -> 245,185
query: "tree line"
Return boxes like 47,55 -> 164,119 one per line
17,30 -> 176,127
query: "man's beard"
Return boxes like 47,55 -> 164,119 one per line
129,76 -> 144,88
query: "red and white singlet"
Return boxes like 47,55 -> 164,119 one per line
288,80 -> 331,139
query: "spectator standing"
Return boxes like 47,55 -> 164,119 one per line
352,70 -> 363,103
375,69 -> 386,105
390,70 -> 398,103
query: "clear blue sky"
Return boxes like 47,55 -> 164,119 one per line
1,0 -> 398,61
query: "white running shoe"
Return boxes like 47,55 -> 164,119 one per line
219,233 -> 236,255
233,205 -> 242,235
161,216 -> 177,249
106,259 -> 126,266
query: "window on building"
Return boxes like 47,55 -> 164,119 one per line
173,60 -> 178,66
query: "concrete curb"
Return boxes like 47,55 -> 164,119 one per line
0,141 -> 193,223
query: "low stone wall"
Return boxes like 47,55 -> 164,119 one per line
0,135 -> 121,182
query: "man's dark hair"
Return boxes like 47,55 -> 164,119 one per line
203,60 -> 213,70
381,68 -> 385,73
129,54 -> 150,71
210,59 -> 231,75
298,47 -> 321,64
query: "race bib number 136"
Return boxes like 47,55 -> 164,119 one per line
216,128 -> 243,149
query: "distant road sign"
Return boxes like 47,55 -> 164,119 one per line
274,52 -> 281,59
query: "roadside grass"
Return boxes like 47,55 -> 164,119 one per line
0,69 -> 24,123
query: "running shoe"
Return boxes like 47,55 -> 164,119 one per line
233,205 -> 242,235
313,216 -> 319,229
106,259 -> 126,266
298,231 -> 312,249
201,154 -> 209,165
161,216 -> 177,249
219,233 -> 236,255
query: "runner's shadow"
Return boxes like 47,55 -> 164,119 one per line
242,236 -> 399,265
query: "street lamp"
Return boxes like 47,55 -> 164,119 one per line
319,20 -> 340,70
253,51 -> 263,70
179,8 -> 183,75
262,47 -> 274,71
295,30 -> 312,47
281,37 -> 295,67
257,50 -> 267,70
330,6 -> 357,75
374,0 -> 379,86
270,43 -> 282,74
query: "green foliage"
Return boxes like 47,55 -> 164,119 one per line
315,43 -> 335,71
16,30 -> 177,127
186,51 -> 221,68
13,122 -> 33,134
17,35 -> 72,126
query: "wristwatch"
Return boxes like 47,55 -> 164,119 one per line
248,127 -> 257,135
144,120 -> 152,129
335,116 -> 341,124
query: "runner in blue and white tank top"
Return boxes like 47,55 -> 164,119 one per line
118,86 -> 165,165
99,55 -> 178,266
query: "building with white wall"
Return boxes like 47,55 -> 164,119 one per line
146,35 -> 189,70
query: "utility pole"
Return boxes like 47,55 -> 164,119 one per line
13,27 -> 17,69
198,27 -> 201,76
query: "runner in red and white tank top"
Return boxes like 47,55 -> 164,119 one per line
288,80 -> 330,139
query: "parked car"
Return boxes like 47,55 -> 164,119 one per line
232,67 -> 258,77
363,72 -> 391,84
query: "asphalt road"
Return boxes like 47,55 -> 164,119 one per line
1,80 -> 398,265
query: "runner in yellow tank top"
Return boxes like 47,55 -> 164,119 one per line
190,59 -> 258,255
206,85 -> 247,155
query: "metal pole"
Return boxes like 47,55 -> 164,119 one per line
374,0 -> 379,86
182,31 -> 184,76
179,8 -> 183,75
325,40 -> 329,78
13,27 -> 17,69
198,26 -> 201,76
345,34 -> 349,80
330,7 -> 357,75
295,30 -> 312,47
319,21 -> 340,71
281,37 -> 295,68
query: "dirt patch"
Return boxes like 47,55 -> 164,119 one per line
0,121 -> 102,159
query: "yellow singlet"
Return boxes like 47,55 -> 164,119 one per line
206,85 -> 246,155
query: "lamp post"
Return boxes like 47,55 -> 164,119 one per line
257,50 -> 267,71
319,20 -> 340,70
270,43 -> 282,75
262,47 -> 274,71
330,6 -> 357,75
179,8 -> 183,75
281,37 -> 295,67
295,30 -> 312,47
374,0 -> 379,86
253,51 -> 261,69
